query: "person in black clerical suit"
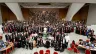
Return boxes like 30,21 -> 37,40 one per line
25,38 -> 29,49
2,27 -> 4,33
51,40 -> 54,47
84,29 -> 87,36
38,36 -> 43,47
21,33 -> 26,48
58,34 -> 61,42
81,28 -> 83,35
67,27 -> 70,33
16,33 -> 21,48
37,37 -> 40,48
2,22 -> 5,26
77,27 -> 79,34
41,26 -> 44,32
18,35 -> 22,48
90,36 -> 95,42
55,32 -> 59,42
44,38 -> 50,48
54,41 -> 59,51
9,35 -> 13,42
53,39 -> 57,47
45,40 -> 50,48
59,42 -> 64,52
5,34 -> 9,41
11,33 -> 15,42
28,30 -> 32,36
65,27 -> 68,33
75,27 -> 77,34
37,37 -> 41,47
40,39 -> 43,47
78,27 -> 80,34
14,33 -> 19,47
29,42 -> 33,50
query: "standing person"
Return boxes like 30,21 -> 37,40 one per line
37,37 -> 40,47
65,34 -> 70,48
86,28 -> 91,38
18,34 -> 22,48
5,34 -> 9,42
21,33 -> 25,48
45,38 -> 50,48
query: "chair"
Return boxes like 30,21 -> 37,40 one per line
12,45 -> 14,51
34,52 -> 38,54
53,52 -> 58,54
75,44 -> 78,47
85,49 -> 91,54
6,48 -> 11,54
73,47 -> 80,53
45,52 -> 49,54
67,44 -> 75,51
46,50 -> 50,54
39,50 -> 44,54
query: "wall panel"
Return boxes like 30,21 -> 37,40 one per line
72,5 -> 89,23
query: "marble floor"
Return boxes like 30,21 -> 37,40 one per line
10,32 -> 87,54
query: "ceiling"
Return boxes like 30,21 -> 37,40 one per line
19,3 -> 70,8
0,0 -> 96,3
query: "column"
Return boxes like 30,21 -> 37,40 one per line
87,4 -> 96,25
5,3 -> 25,21
65,3 -> 85,21
0,5 -> 2,24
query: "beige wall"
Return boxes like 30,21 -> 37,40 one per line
87,4 -> 96,25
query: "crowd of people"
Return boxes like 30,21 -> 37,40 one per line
78,39 -> 96,54
2,21 -> 74,52
2,21 -> 74,33
5,30 -> 69,52
29,10 -> 59,24
75,25 -> 94,36
2,20 -> 96,52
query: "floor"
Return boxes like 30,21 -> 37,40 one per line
9,32 -> 87,54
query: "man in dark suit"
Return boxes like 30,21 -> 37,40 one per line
54,41 -> 59,51
29,42 -> 33,50
14,33 -> 19,47
5,34 -> 9,41
51,40 -> 54,47
45,39 -> 50,48
25,38 -> 29,49
18,35 -> 22,48
59,42 -> 64,52
21,33 -> 26,48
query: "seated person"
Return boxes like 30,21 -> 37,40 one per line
79,39 -> 83,45
0,36 -> 6,49
93,41 -> 96,48
86,40 -> 90,46
91,43 -> 95,48
72,40 -> 75,45
90,36 -> 95,42
86,44 -> 90,49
